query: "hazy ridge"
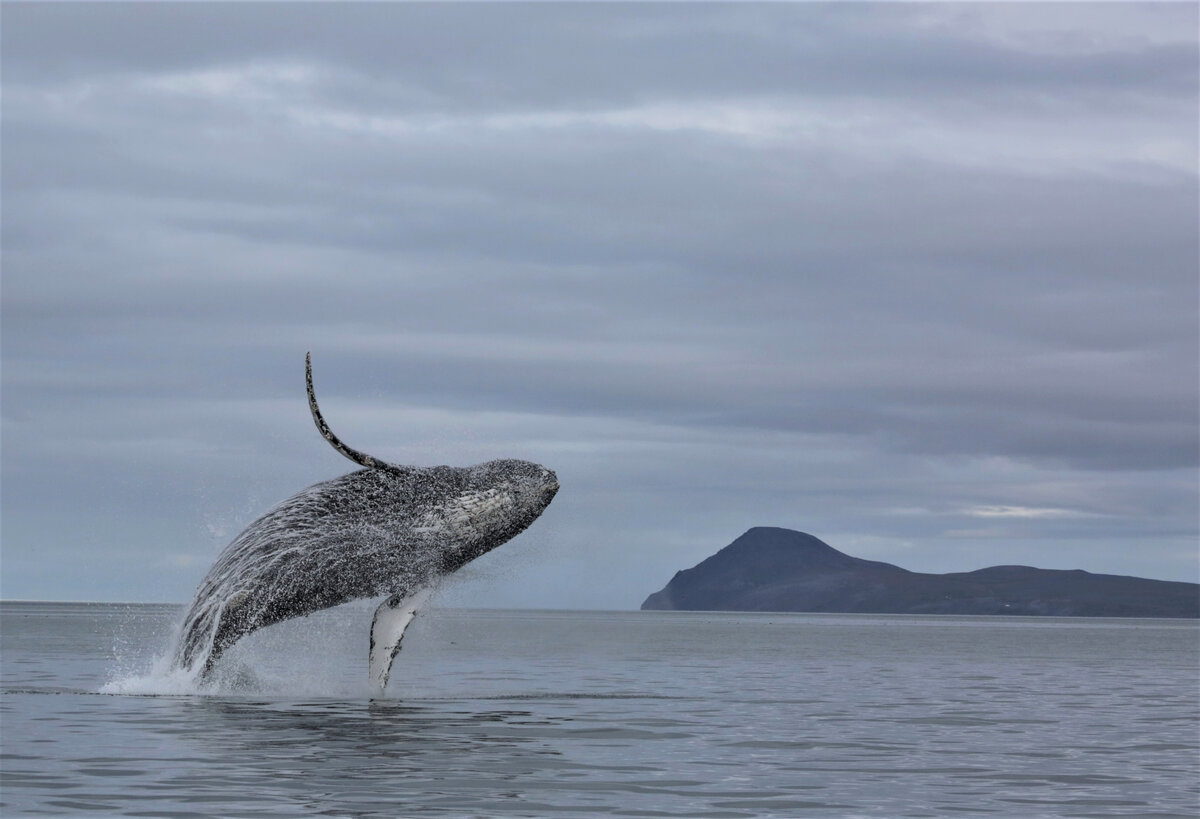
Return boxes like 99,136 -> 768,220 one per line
643,527 -> 1200,617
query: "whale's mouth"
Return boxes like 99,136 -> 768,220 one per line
539,478 -> 560,514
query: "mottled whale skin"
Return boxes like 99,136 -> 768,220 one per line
172,355 -> 558,686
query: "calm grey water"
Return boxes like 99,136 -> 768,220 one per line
1,602 -> 1197,818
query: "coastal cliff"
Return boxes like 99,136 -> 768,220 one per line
642,527 -> 1199,617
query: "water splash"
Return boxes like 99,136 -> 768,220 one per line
102,600 -> 394,698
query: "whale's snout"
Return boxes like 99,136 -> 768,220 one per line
536,469 -> 559,515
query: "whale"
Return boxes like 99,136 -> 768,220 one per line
171,354 -> 559,688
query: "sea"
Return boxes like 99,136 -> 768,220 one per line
1,602 -> 1197,818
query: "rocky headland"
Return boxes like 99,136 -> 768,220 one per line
642,527 -> 1199,618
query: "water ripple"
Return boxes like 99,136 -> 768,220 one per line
2,604 -> 1197,817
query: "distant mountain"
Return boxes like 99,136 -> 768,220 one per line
641,527 -> 1199,618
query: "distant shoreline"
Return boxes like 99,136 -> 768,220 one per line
4,599 -> 1200,623
644,528 -> 1200,618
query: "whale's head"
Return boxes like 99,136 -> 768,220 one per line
304,353 -> 558,568
407,458 -> 558,571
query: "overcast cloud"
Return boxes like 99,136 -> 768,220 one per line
2,3 -> 1197,608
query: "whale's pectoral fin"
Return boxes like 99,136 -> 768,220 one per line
369,587 -> 433,690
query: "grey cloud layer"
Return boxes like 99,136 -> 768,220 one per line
2,3 -> 1196,604
7,4 -> 1197,103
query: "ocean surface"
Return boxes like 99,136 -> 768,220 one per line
1,602 -> 1197,818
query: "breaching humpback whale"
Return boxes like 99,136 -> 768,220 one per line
171,354 -> 558,688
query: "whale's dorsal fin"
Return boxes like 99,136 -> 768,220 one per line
306,352 -> 403,474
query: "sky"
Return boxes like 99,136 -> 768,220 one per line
2,2 -> 1197,609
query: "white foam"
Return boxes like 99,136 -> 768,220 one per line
100,599 -> 401,698
100,650 -> 201,696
